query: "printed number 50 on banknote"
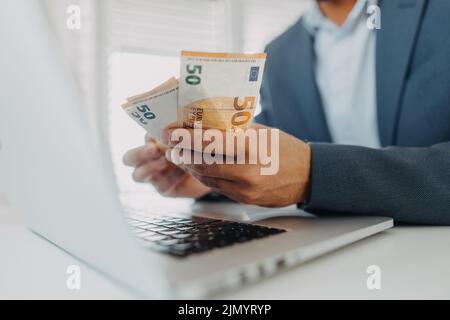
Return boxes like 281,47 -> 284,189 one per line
179,51 -> 267,131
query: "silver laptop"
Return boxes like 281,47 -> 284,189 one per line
0,0 -> 393,298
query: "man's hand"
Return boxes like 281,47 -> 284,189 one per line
162,124 -> 311,207
123,134 -> 211,198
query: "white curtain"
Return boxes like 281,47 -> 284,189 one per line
106,0 -> 231,55
42,0 -> 111,163
41,0 -> 308,125
106,0 -> 309,55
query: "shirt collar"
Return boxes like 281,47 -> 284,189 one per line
303,0 -> 378,36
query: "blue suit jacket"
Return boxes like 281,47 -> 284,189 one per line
255,0 -> 450,225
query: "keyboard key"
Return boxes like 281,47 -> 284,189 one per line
146,226 -> 170,232
135,231 -> 156,238
147,243 -> 171,253
172,233 -> 191,239
159,230 -> 180,235
132,228 -> 148,234
136,224 -> 160,231
165,217 -> 188,222
144,234 -> 169,242
157,239 -> 180,246
176,226 -> 194,231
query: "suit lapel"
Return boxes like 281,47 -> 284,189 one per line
376,0 -> 427,146
286,21 -> 331,142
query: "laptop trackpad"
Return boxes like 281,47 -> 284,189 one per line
190,202 -> 315,222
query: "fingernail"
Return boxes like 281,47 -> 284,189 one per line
165,149 -> 172,162
122,152 -> 130,165
146,143 -> 156,154
144,133 -> 152,143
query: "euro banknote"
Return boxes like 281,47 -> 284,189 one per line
179,51 -> 266,130
122,51 -> 266,138
122,77 -> 178,139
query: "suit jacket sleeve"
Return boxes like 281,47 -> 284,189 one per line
253,71 -> 273,127
305,142 -> 450,225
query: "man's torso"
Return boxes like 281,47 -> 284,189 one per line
256,0 -> 450,148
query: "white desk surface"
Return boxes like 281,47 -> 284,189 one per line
1,204 -> 450,299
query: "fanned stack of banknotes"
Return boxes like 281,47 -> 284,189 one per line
122,51 -> 267,139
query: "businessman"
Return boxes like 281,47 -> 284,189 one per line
124,0 -> 450,225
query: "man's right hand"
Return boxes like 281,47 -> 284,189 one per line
122,134 -> 211,199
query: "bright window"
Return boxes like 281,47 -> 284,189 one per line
108,52 -> 193,211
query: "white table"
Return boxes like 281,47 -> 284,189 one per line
1,204 -> 450,299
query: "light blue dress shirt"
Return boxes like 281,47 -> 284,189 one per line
303,0 -> 381,148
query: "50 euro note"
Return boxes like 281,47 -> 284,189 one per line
179,51 -> 267,131
122,77 -> 179,139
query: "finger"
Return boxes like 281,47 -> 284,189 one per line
154,141 -> 169,153
186,175 -> 251,204
123,142 -> 162,167
165,128 -> 224,153
187,173 -> 255,204
131,157 -> 170,182
189,173 -> 236,192
160,121 -> 183,145
151,167 -> 187,194
164,127 -> 266,159
145,133 -> 169,152
183,162 -> 231,180
165,148 -> 242,180
144,133 -> 157,143
132,165 -> 152,183
162,122 -> 269,149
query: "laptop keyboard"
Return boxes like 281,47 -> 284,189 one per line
126,214 -> 286,258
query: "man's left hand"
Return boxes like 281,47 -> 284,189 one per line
161,124 -> 311,207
